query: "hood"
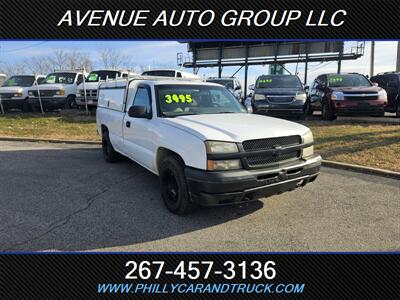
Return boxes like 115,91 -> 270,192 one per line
34,83 -> 66,90
77,82 -> 100,90
254,87 -> 303,95
0,86 -> 23,93
160,113 -> 310,142
330,85 -> 381,92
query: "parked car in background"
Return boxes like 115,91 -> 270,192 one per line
141,69 -> 200,80
370,72 -> 400,117
0,74 -> 45,111
251,74 -> 307,118
0,74 -> 6,86
97,77 -> 321,214
28,71 -> 84,111
76,69 -> 138,109
307,73 -> 387,120
206,77 -> 242,100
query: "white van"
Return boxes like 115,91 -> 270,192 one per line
0,74 -> 6,86
96,77 -> 321,214
206,77 -> 243,100
76,70 -> 139,109
0,74 -> 46,111
141,69 -> 200,80
28,71 -> 85,110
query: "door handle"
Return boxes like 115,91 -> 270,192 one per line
126,121 -> 131,128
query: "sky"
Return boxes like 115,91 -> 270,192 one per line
0,41 -> 398,86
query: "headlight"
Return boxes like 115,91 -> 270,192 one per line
378,89 -> 387,100
28,91 -> 34,96
331,91 -> 344,101
55,90 -> 65,96
205,141 -> 238,154
302,131 -> 314,158
253,94 -> 266,101
13,92 -> 23,97
207,159 -> 241,171
295,91 -> 307,101
302,131 -> 314,144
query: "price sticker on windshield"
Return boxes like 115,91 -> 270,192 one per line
329,77 -> 343,83
88,73 -> 98,81
165,94 -> 193,104
259,79 -> 273,84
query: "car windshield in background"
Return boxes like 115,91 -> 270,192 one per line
207,79 -> 234,89
327,74 -> 372,87
86,71 -> 121,82
2,76 -> 35,87
156,84 -> 246,118
42,73 -> 76,84
256,76 -> 302,89
142,70 -> 176,77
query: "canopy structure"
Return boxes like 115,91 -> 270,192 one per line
177,41 -> 365,96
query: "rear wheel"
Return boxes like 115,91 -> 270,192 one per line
322,101 -> 336,121
102,129 -> 119,163
159,156 -> 196,215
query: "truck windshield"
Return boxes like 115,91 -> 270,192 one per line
256,76 -> 302,89
156,84 -> 246,118
86,71 -> 121,82
42,73 -> 76,84
327,74 -> 372,87
206,79 -> 234,89
2,76 -> 35,87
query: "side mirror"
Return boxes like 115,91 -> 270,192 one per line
248,84 -> 255,91
316,84 -> 325,90
304,85 -> 309,90
235,86 -> 241,91
128,105 -> 152,119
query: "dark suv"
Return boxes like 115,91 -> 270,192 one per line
370,72 -> 400,117
251,74 -> 307,118
307,73 -> 387,120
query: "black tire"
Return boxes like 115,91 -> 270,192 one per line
396,102 -> 400,118
65,96 -> 77,109
322,101 -> 336,121
102,129 -> 119,163
305,99 -> 314,116
159,156 -> 196,215
22,100 -> 31,112
31,104 -> 40,112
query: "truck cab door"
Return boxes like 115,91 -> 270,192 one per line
123,84 -> 155,171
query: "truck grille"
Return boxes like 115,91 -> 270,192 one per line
30,90 -> 56,97
242,135 -> 301,168
343,92 -> 378,101
266,96 -> 294,103
0,93 -> 14,98
80,89 -> 98,97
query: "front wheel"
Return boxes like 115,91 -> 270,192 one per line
322,101 -> 336,121
65,96 -> 77,109
396,102 -> 400,118
22,100 -> 31,112
159,156 -> 196,215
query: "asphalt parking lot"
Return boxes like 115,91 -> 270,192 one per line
0,141 -> 399,252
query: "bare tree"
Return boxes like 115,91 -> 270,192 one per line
24,56 -> 52,75
49,49 -> 67,71
99,48 -> 131,69
0,62 -> 26,76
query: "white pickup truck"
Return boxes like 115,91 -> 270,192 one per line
96,78 -> 321,214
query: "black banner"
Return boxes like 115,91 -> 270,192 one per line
0,253 -> 399,299
0,0 -> 400,40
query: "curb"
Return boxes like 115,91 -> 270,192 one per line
322,160 -> 400,180
0,136 -> 101,145
0,137 -> 399,179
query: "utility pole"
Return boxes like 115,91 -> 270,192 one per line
370,41 -> 375,77
396,41 -> 400,72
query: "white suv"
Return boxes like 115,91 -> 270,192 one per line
96,78 -> 321,214
28,71 -> 84,110
0,74 -> 45,111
